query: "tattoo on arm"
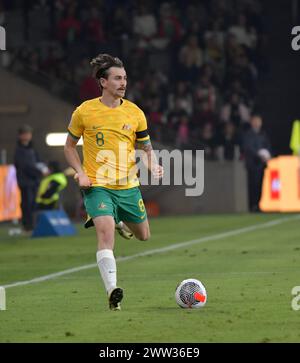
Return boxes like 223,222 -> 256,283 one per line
137,141 -> 159,171
137,141 -> 153,152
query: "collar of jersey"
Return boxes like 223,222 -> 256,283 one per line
98,97 -> 125,110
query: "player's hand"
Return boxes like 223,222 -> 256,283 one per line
74,172 -> 92,189
151,164 -> 164,180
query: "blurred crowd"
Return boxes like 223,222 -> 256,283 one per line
1,0 -> 269,159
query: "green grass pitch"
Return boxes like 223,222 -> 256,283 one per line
0,213 -> 300,343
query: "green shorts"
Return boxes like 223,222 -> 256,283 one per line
82,186 -> 147,228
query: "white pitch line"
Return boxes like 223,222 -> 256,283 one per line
3,214 -> 300,289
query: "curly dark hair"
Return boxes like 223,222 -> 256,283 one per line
90,54 -> 124,85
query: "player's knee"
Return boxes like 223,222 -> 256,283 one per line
98,230 -> 114,247
137,230 -> 150,241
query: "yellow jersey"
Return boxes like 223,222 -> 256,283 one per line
68,97 -> 150,189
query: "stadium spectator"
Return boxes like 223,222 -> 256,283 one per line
225,51 -> 257,97
110,5 -> 131,57
176,113 -> 190,149
57,5 -> 82,46
79,74 -> 100,101
220,92 -> 251,128
194,74 -> 217,113
241,114 -> 271,212
14,125 -> 46,232
167,81 -> 193,116
198,122 -> 217,160
156,2 -> 183,49
132,3 -> 157,50
178,35 -> 204,81
224,79 -> 251,107
228,14 -> 257,49
204,34 -> 224,80
84,7 -> 106,53
216,122 -> 240,161
204,20 -> 225,54
224,33 -> 245,67
166,105 -> 187,143
183,2 -> 208,37
147,96 -> 165,142
192,100 -> 217,131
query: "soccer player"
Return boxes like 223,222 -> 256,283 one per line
64,54 -> 163,311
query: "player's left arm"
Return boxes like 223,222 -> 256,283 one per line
136,139 -> 164,180
135,110 -> 163,179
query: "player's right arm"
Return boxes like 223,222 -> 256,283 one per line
64,135 -> 91,188
64,108 -> 92,189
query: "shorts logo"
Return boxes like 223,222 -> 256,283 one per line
98,202 -> 107,209
122,124 -> 132,131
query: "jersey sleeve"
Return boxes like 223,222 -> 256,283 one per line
68,107 -> 84,140
136,110 -> 150,143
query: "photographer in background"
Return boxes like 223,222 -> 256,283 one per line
36,161 -> 68,210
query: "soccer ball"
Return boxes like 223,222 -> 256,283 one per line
175,278 -> 207,309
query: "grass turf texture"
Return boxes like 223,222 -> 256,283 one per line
0,214 -> 300,343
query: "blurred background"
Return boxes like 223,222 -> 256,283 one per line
1,0 -> 300,226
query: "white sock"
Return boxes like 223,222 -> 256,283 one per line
96,249 -> 117,294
